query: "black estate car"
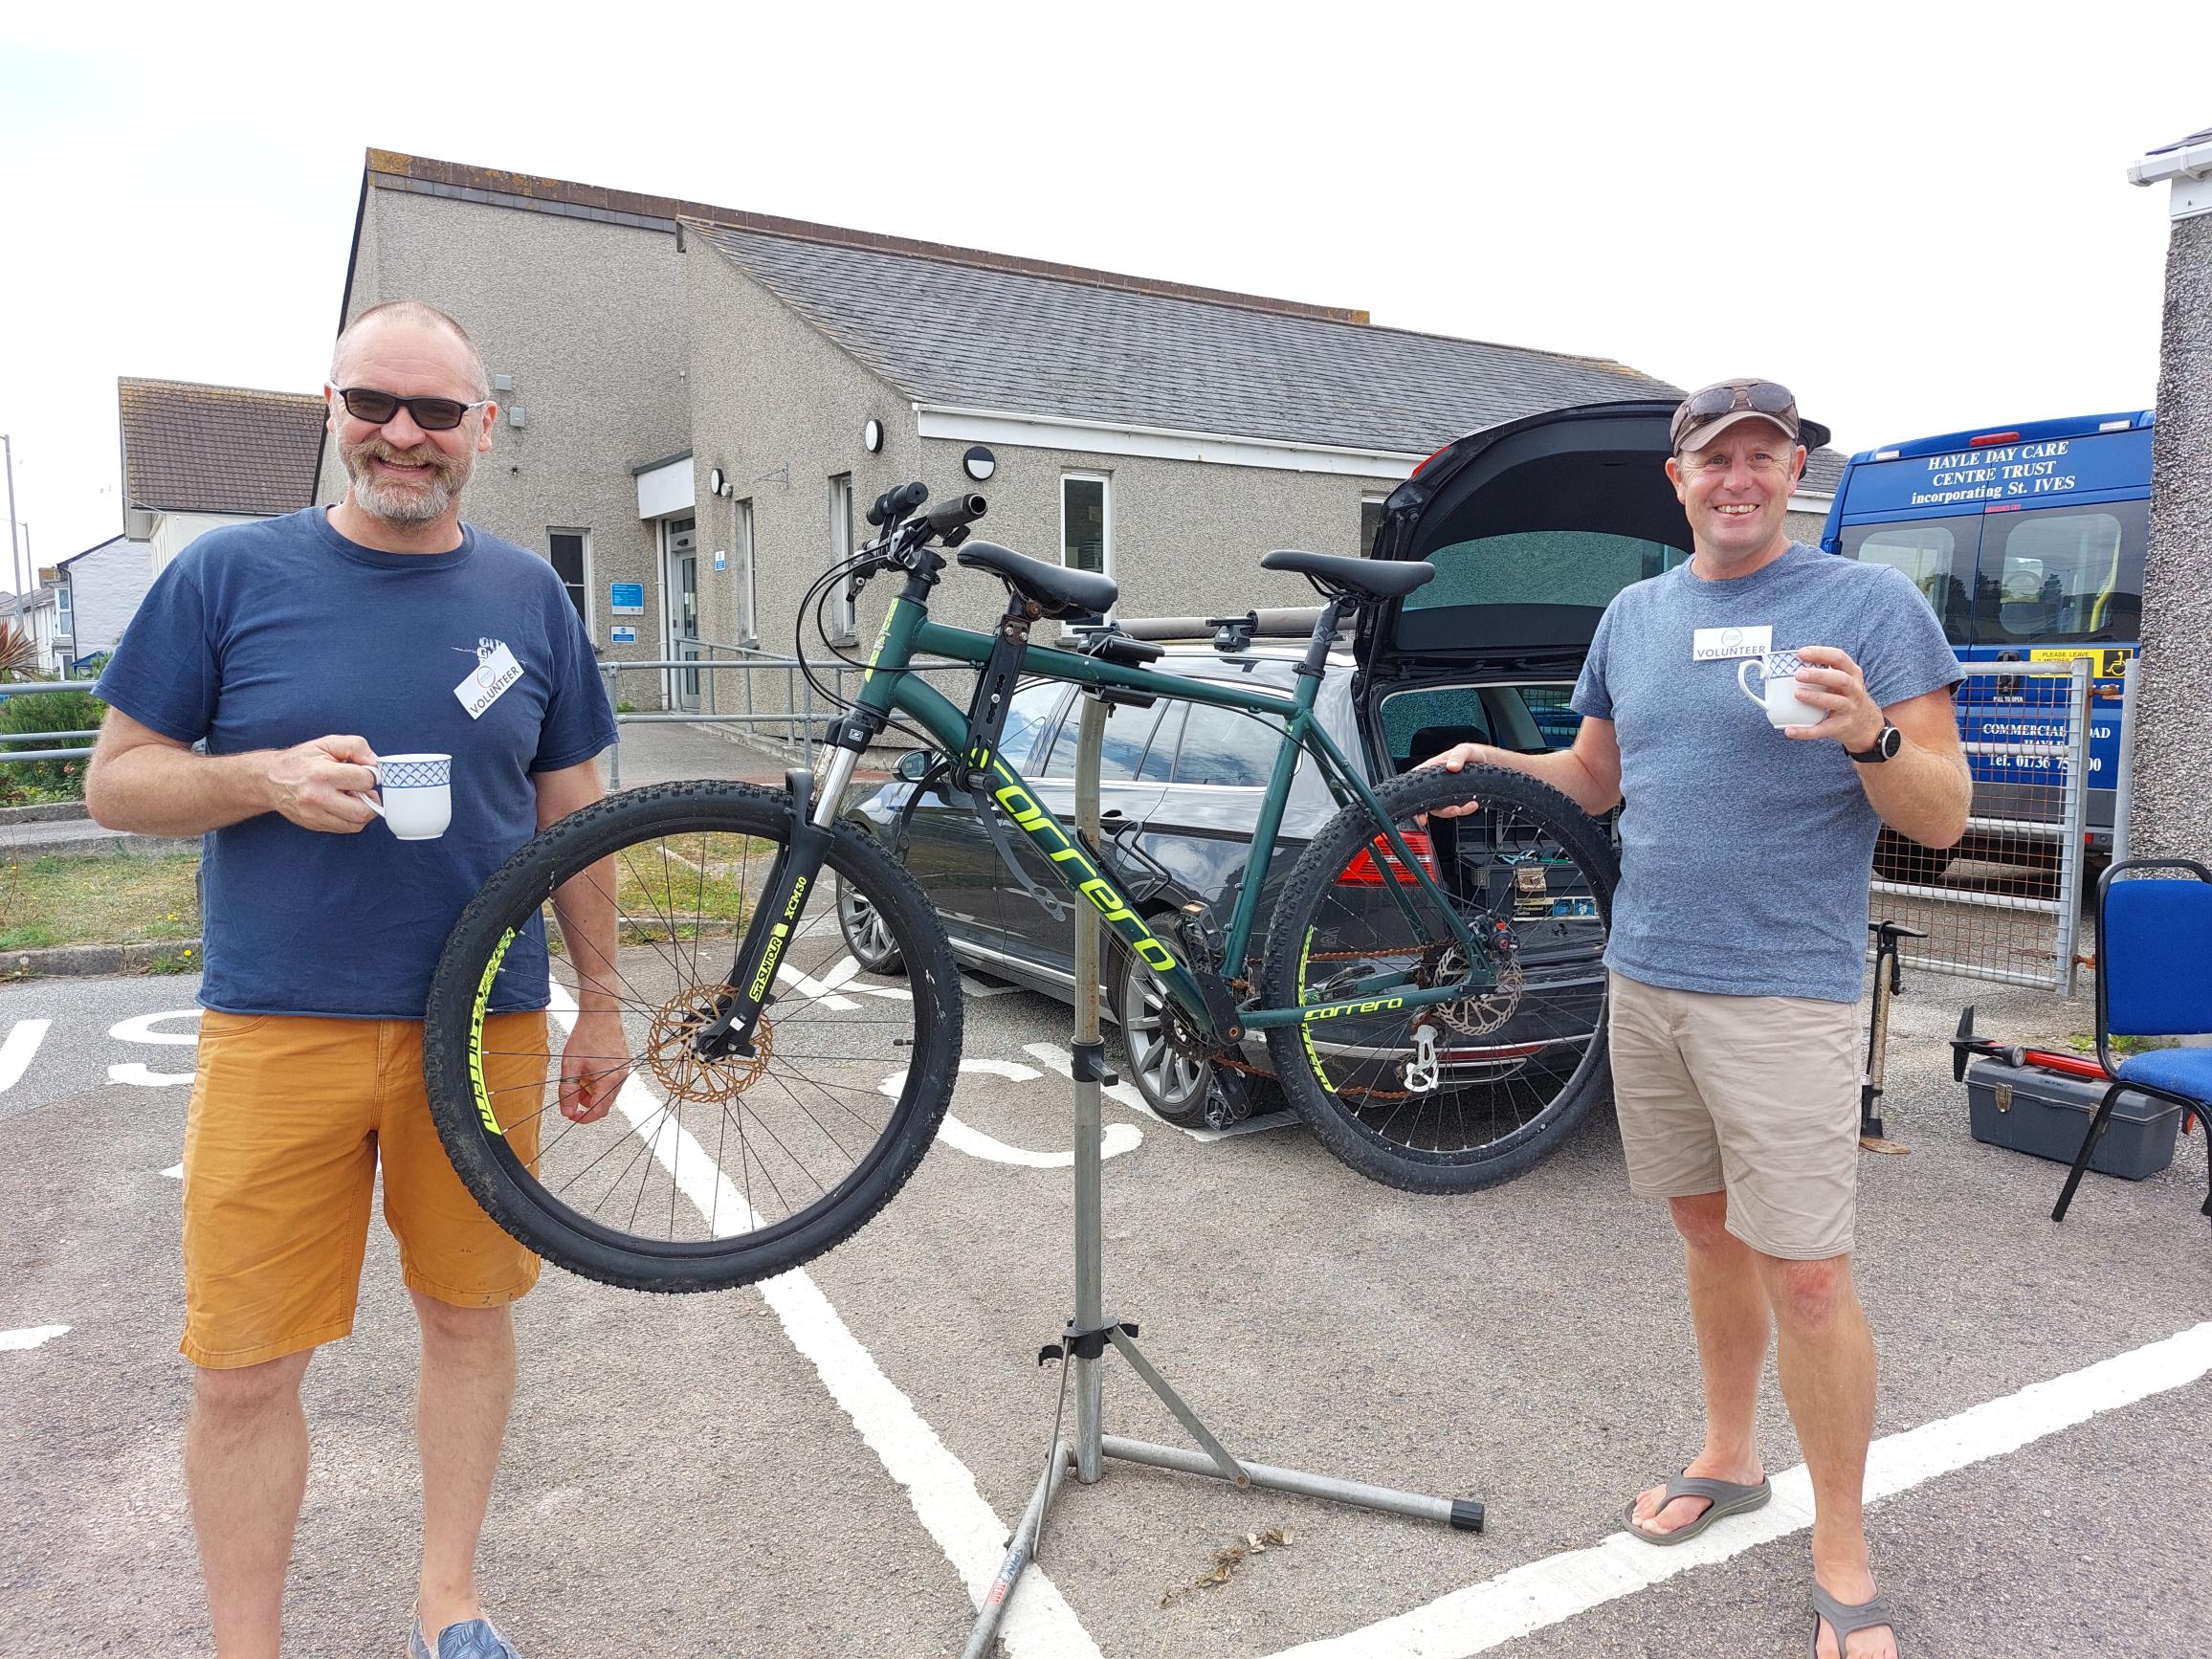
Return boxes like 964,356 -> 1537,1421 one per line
838,398 -> 1818,1124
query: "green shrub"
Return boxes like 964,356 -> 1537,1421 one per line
0,687 -> 106,797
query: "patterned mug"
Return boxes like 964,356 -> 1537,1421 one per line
1736,651 -> 1824,731
362,753 -> 453,840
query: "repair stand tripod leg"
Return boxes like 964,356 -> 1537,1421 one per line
962,692 -> 1481,1659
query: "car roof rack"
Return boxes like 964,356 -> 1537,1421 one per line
1116,605 -> 1348,644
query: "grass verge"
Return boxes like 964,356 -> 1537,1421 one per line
0,852 -> 201,956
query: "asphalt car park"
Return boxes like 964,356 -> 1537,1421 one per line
5,962 -> 2207,1657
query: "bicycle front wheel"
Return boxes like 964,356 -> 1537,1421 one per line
423,781 -> 962,1292
1259,765 -> 1616,1193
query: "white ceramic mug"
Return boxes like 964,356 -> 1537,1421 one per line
1736,651 -> 1824,730
360,753 -> 453,840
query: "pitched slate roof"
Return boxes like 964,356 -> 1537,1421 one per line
690,221 -> 1682,458
1801,447 -> 1845,498
119,379 -> 326,517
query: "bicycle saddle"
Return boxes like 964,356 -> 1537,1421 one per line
957,540 -> 1119,621
1261,549 -> 1435,600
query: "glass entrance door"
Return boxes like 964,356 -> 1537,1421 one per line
664,517 -> 699,712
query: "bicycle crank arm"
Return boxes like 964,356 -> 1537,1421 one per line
696,770 -> 835,1055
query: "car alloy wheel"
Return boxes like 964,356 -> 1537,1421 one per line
1115,945 -> 1211,1126
837,875 -> 904,974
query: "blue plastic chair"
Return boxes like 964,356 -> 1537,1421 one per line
2053,858 -> 2212,1222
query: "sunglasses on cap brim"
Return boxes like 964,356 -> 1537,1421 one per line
1682,381 -> 1796,421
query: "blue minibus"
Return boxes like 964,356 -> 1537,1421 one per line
1820,409 -> 2152,873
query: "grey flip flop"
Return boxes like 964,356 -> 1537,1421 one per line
1621,1471 -> 1772,1544
1810,1582 -> 1897,1655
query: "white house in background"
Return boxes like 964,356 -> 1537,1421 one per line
0,581 -> 70,676
55,535 -> 149,670
119,377 -> 326,576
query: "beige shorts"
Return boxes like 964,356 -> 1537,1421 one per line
1606,971 -> 1862,1260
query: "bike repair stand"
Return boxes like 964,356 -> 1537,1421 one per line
962,690 -> 1483,1659
1859,919 -> 1927,1156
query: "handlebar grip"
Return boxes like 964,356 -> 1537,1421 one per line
867,480 -> 931,526
924,492 -> 988,533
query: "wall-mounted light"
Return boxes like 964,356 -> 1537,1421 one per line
708,467 -> 726,497
962,444 -> 997,482
862,418 -> 884,453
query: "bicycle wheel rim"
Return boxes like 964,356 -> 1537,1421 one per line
435,794 -> 952,1273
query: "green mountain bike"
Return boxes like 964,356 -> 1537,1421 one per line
422,484 -> 1615,1292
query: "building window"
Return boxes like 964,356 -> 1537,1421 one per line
548,530 -> 590,630
1360,497 -> 1388,557
1062,473 -> 1109,578
829,474 -> 856,644
734,498 -> 758,647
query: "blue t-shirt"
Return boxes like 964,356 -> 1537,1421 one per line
1571,543 -> 1962,1002
97,508 -> 617,1018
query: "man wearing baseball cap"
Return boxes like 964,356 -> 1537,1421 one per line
1427,379 -> 1970,1657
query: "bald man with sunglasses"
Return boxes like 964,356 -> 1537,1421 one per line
89,301 -> 624,1659
1424,380 -> 1970,1659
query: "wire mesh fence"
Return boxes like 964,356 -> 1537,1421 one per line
1868,659 -> 2092,993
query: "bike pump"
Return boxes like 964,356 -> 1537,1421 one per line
1859,918 -> 1925,1156
962,692 -> 1482,1658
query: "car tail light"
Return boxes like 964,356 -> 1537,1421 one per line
1969,431 -> 2022,447
1410,443 -> 1453,478
1338,830 -> 1435,886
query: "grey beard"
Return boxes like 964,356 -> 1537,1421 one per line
343,449 -> 470,524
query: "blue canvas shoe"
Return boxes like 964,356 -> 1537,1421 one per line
408,1611 -> 523,1658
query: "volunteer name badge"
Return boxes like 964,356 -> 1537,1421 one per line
454,641 -> 523,719
1691,625 -> 1772,663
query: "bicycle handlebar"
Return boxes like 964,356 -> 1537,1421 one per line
867,480 -> 930,527
922,493 -> 988,534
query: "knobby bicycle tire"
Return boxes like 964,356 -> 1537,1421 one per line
1259,765 -> 1618,1193
422,781 -> 962,1292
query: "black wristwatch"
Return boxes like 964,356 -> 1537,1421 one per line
1847,723 -> 1902,763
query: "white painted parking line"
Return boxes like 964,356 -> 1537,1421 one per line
109,1009 -> 202,1045
1266,1318 -> 2212,1659
110,1062 -> 194,1088
545,984 -> 1100,1655
0,1019 -> 53,1094
1,1324 -> 70,1352
162,1164 -> 183,1180
881,1057 -> 1147,1167
1025,1043 -> 1297,1141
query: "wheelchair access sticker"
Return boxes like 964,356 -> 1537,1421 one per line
2029,646 -> 2134,678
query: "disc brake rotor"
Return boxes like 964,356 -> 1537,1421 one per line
1431,946 -> 1524,1036
647,984 -> 773,1101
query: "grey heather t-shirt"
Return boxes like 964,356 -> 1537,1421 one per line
1571,543 -> 1962,1003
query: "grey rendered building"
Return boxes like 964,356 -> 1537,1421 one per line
324,150 -> 1839,711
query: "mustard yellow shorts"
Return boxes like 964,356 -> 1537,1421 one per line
180,1010 -> 547,1369
1606,971 -> 1863,1261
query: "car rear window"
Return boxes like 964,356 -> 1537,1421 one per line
1169,700 -> 1277,786
1038,694 -> 1168,782
1395,531 -> 1687,653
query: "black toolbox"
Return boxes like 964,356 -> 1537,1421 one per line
1965,1056 -> 2183,1180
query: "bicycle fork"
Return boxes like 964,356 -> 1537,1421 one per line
692,757 -> 859,1057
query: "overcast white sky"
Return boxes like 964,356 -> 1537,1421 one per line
2,3 -> 2204,591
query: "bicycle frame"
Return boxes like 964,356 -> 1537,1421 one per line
829,593 -> 1490,1044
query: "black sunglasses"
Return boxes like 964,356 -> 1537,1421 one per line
1682,380 -> 1796,420
332,385 -> 491,431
